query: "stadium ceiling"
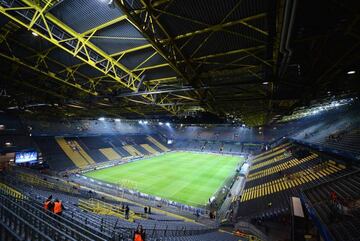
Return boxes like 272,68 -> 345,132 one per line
0,0 -> 359,126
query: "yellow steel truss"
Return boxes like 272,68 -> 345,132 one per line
0,0 -> 180,114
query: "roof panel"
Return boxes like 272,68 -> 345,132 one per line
50,0 -> 125,33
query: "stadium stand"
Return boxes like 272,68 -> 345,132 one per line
237,143 -> 353,219
0,169 -> 241,241
302,170 -> 360,241
33,134 -> 171,171
319,129 -> 360,156
0,0 -> 359,240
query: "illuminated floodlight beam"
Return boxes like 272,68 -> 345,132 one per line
98,117 -> 105,121
158,122 -> 163,126
165,122 -> 170,127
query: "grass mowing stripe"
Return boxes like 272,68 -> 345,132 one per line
85,152 -> 243,206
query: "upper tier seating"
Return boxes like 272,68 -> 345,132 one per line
320,129 -> 360,156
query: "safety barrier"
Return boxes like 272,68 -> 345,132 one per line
0,182 -> 25,199
79,198 -> 143,222
16,172 -> 80,195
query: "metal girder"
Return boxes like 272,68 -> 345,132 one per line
182,45 -> 266,61
0,0 -> 180,114
0,48 -> 97,95
153,8 -> 268,41
6,35 -> 102,90
80,15 -> 128,36
163,13 -> 268,43
116,0 -> 216,112
116,0 -> 194,79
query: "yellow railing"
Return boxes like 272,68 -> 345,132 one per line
0,182 -> 25,199
78,198 -> 144,222
17,172 -> 79,195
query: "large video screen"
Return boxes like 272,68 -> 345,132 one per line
15,151 -> 38,164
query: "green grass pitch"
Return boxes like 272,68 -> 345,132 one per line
85,151 -> 243,206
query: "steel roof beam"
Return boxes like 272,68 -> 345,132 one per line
165,13 -> 268,43
182,45 -> 266,61
0,50 -> 97,95
153,8 -> 268,41
80,15 -> 128,36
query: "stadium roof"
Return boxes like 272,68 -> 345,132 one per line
0,0 -> 358,126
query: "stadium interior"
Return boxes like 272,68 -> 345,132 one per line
0,0 -> 359,241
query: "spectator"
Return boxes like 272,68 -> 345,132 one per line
44,195 -> 53,212
133,225 -> 146,241
53,199 -> 65,216
144,206 -> 148,214
148,206 -> 151,214
125,205 -> 130,219
330,191 -> 337,203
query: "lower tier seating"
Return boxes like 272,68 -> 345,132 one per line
0,172 -> 241,241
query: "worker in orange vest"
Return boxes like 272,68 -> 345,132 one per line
133,225 -> 146,241
44,195 -> 53,212
53,199 -> 65,216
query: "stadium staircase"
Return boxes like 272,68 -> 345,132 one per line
147,136 -> 170,152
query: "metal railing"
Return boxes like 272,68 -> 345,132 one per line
0,204 -> 53,241
79,198 -> 144,222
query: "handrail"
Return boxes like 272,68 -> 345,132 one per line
16,171 -> 79,195
0,182 -> 25,199
300,193 -> 335,241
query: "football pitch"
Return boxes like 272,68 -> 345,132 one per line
85,151 -> 243,206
